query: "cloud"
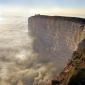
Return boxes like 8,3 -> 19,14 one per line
34,7 -> 85,18
0,5 -> 32,16
0,5 -> 85,18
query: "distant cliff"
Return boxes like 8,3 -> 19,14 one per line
28,15 -> 85,84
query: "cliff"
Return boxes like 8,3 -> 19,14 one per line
28,15 -> 85,85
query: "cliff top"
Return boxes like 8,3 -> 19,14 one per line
29,15 -> 85,24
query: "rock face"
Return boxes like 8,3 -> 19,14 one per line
67,39 -> 85,85
28,15 -> 85,73
55,39 -> 85,85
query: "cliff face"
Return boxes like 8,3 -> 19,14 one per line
55,39 -> 85,85
28,15 -> 85,70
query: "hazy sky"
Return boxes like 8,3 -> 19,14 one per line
0,0 -> 85,17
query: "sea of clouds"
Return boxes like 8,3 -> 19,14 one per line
0,16 -> 61,85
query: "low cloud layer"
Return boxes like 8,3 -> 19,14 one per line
0,41 -> 58,85
0,17 -> 61,85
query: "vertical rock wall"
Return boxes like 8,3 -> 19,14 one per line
28,15 -> 85,71
28,15 -> 85,85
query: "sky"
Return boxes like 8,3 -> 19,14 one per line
0,0 -> 85,17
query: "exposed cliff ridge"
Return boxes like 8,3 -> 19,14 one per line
29,15 -> 85,24
28,15 -> 85,85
